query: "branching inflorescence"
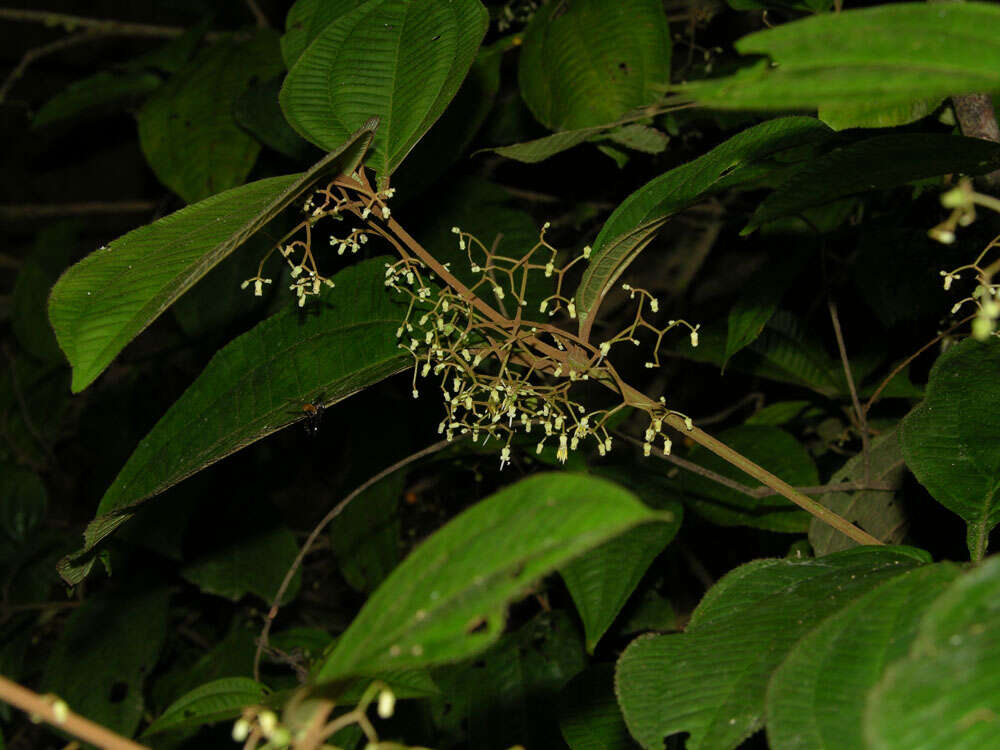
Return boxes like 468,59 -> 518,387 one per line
246,169 -> 701,469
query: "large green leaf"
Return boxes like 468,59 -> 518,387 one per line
866,555 -> 1000,749
181,499 -> 301,604
766,563 -> 960,750
280,0 -> 366,68
809,428 -> 908,556
615,547 -> 929,750
138,30 -> 285,202
901,338 -> 1000,560
724,254 -> 806,364
329,473 -> 404,593
279,0 -> 488,189
33,71 -> 162,128
48,123 -> 375,393
313,473 -> 666,683
560,665 -> 637,750
676,425 -> 817,532
678,3 -> 1000,110
818,98 -> 942,131
57,259 -> 409,585
746,134 -> 1000,232
143,677 -> 268,737
41,587 -> 170,738
233,74 -> 317,162
484,120 -> 668,164
575,117 -> 831,327
517,0 -> 671,131
432,610 -> 586,749
561,492 -> 681,653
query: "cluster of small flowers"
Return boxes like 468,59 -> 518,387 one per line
242,181 -> 394,307
940,267 -> 1000,340
384,239 -> 696,468
230,686 -> 396,748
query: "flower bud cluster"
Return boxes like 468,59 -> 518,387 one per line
385,225 -> 698,469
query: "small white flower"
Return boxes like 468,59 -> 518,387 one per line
232,718 -> 251,742
582,245 -> 592,259
258,711 -> 278,737
643,442 -> 652,457
377,688 -> 396,719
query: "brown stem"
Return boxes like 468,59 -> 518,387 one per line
863,314 -> 975,416
0,32 -> 100,103
0,674 -> 148,750
376,202 -> 882,547
828,300 -> 870,486
254,439 -> 453,681
244,0 -> 270,28
0,8 -> 216,38
952,94 -> 1000,191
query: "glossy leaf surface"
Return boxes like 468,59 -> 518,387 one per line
280,0 -> 488,188
49,124 -> 374,392
616,547 -> 929,750
314,473 -> 665,682
901,338 -> 1000,559
58,259 -> 409,584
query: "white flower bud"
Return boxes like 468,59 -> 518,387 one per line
258,711 -> 278,737
232,718 -> 251,742
378,688 -> 396,719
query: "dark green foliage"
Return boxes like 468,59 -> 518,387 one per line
4,2 -> 1000,748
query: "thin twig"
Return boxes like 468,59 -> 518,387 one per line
0,8 -> 204,38
0,201 -> 157,220
254,439 -> 453,681
0,674 -> 148,750
0,31 -> 99,103
828,300 -> 870,486
376,201 -> 881,547
693,392 -> 764,428
617,432 -> 893,498
863,314 -> 976,416
243,0 -> 270,28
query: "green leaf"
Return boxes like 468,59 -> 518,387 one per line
561,500 -> 681,653
392,37 -> 509,192
281,0 -> 366,68
560,665 -> 636,750
329,474 -> 404,593
41,587 -> 169,738
0,466 -> 47,543
280,0 -> 488,189
603,124 -> 669,154
676,425 -> 817,532
33,71 -> 162,128
483,119 -> 668,164
747,312 -> 844,396
138,30 -> 285,202
865,555 -> 1000,749
615,547 -> 929,750
517,0 -> 671,131
431,610 -> 585,749
901,338 -> 1000,560
819,98 -> 942,131
809,427 -> 908,556
48,123 -> 374,393
121,20 -> 210,75
724,254 -> 806,364
746,134 -> 1000,233
314,473 -> 666,683
11,222 -> 76,363
57,258 -> 409,585
181,500 -> 301,604
143,677 -> 267,737
744,400 -> 810,426
482,127 -> 603,164
766,563 -> 960,750
575,117 -> 831,327
234,74 -> 318,162
678,3 -> 1000,110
